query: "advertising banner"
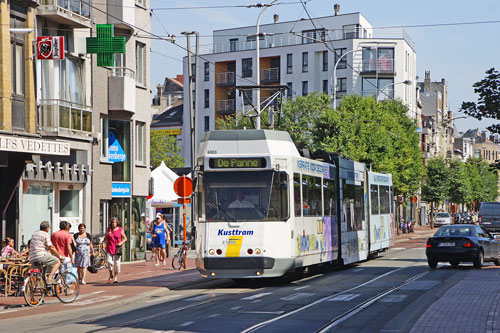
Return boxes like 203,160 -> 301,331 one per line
37,36 -> 64,60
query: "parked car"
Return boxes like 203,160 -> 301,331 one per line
479,202 -> 500,233
426,224 -> 500,268
434,212 -> 452,226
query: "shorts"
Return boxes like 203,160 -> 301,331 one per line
106,253 -> 121,273
31,253 -> 59,271
153,243 -> 165,249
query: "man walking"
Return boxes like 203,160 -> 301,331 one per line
30,221 -> 63,284
51,221 -> 74,272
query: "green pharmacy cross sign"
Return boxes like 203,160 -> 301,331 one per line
86,24 -> 125,67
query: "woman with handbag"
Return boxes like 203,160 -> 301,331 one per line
74,223 -> 94,284
105,217 -> 127,283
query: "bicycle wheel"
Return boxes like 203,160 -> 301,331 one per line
172,252 -> 183,270
23,275 -> 45,307
94,250 -> 106,270
55,272 -> 79,303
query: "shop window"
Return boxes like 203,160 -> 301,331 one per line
135,121 -> 145,164
60,190 -> 79,217
110,120 -> 131,182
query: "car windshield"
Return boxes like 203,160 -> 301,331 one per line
436,213 -> 450,218
434,226 -> 473,237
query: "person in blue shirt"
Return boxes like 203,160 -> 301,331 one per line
151,213 -> 167,267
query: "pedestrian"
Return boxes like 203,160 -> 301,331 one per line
105,217 -> 127,283
51,221 -> 74,272
151,213 -> 167,267
74,223 -> 94,284
1,237 -> 21,259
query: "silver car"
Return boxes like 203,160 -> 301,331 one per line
434,212 -> 452,226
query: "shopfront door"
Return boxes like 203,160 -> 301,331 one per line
22,182 -> 52,245
110,198 -> 130,261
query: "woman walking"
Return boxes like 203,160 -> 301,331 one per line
105,217 -> 127,283
151,213 -> 167,267
74,224 -> 94,284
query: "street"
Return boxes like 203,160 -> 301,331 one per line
1,228 -> 498,332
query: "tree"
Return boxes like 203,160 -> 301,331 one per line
447,159 -> 472,210
421,157 -> 449,228
465,158 -> 499,210
150,131 -> 185,168
460,68 -> 500,134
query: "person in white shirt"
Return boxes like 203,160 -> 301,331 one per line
228,191 -> 255,209
30,221 -> 63,284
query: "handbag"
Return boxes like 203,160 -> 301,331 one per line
87,255 -> 98,274
115,245 -> 122,256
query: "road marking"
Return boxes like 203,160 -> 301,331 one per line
353,268 -> 364,272
391,257 -> 398,260
179,321 -> 194,327
66,295 -> 122,306
241,292 -> 272,300
281,293 -> 315,301
231,306 -> 243,311
208,313 -> 221,318
251,300 -> 262,303
292,274 -> 323,284
400,280 -> 440,291
240,311 -> 285,314
185,294 -> 213,301
379,295 -> 408,303
78,290 -> 105,300
328,294 -> 361,302
294,285 -> 310,291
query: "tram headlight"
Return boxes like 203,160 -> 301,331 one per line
256,271 -> 261,276
210,272 -> 216,277
209,249 -> 215,255
255,248 -> 261,255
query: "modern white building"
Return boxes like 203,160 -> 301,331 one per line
182,10 -> 418,167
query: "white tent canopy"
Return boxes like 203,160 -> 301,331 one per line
149,161 -> 181,207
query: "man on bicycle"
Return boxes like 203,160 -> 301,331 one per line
30,221 -> 64,284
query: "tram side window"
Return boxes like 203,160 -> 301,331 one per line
303,175 -> 322,216
380,185 -> 390,214
268,172 -> 289,220
343,180 -> 365,231
196,175 -> 204,219
389,186 -> 393,214
323,179 -> 336,216
370,185 -> 379,215
294,173 -> 301,216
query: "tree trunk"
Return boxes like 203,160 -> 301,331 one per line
430,202 -> 435,229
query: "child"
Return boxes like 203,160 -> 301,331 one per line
1,237 -> 18,259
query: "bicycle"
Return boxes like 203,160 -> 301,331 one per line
172,242 -> 190,270
92,235 -> 107,270
23,262 -> 79,307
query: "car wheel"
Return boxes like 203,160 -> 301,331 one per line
473,250 -> 484,269
494,257 -> 500,266
427,259 -> 438,269
450,260 -> 459,266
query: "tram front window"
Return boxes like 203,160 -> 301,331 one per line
204,171 -> 287,221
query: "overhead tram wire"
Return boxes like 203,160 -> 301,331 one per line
151,1 -> 312,11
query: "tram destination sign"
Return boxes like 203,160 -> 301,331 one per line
209,157 -> 267,169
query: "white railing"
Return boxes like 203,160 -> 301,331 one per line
217,99 -> 235,114
260,67 -> 280,82
40,0 -> 91,19
216,72 -> 235,86
108,67 -> 135,79
361,59 -> 395,72
376,88 -> 395,101
39,99 -> 92,133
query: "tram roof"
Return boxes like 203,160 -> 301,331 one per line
200,130 -> 294,143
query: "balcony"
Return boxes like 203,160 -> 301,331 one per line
217,99 -> 235,114
216,72 -> 235,86
108,67 -> 136,114
260,68 -> 280,83
37,0 -> 91,28
108,0 -> 135,31
39,99 -> 92,137
361,59 -> 395,74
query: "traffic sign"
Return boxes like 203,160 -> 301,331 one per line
174,176 -> 193,198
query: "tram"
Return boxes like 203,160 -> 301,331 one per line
194,130 -> 394,278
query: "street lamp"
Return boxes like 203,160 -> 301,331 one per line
333,47 -> 371,109
248,0 -> 277,129
376,79 -> 412,103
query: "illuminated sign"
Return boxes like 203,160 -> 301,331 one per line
209,158 -> 266,169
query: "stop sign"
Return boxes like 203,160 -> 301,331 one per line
174,176 -> 193,198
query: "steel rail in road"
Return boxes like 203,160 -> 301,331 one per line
241,261 -> 427,333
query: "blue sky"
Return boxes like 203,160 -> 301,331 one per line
150,0 -> 500,132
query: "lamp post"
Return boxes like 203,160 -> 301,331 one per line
248,0 -> 277,129
333,47 -> 371,109
376,79 -> 412,103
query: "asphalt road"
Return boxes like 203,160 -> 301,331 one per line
0,246 -> 482,333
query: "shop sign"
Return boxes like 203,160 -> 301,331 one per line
156,128 -> 182,135
0,134 -> 69,155
108,132 -> 126,163
112,183 -> 131,198
37,36 -> 64,60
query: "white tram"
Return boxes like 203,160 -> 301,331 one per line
194,130 -> 394,278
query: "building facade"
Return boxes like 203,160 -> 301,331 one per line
182,10 -> 418,167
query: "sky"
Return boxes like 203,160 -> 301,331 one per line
149,0 -> 500,133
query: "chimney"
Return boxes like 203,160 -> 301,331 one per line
424,70 -> 431,92
156,84 -> 163,97
334,4 -> 340,16
175,74 -> 184,84
273,14 -> 279,23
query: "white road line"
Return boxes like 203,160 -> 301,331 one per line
78,290 -> 105,300
353,268 -> 364,272
391,257 -> 398,260
184,294 -> 213,302
240,311 -> 285,315
251,300 -> 262,303
281,293 -> 315,301
328,294 -> 361,302
294,285 -> 310,291
231,306 -> 243,311
66,295 -> 122,306
241,292 -> 272,300
208,313 -> 221,318
379,295 -> 408,303
179,321 -> 194,327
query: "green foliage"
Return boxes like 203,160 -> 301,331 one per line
447,159 -> 472,205
465,158 -> 498,207
150,131 -> 185,169
422,157 -> 449,204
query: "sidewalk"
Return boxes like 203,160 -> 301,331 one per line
394,224 -> 436,245
0,250 -> 204,320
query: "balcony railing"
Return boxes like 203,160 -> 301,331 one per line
38,0 -> 91,27
216,72 -> 235,86
39,99 -> 92,133
42,0 -> 91,17
217,99 -> 235,114
108,67 -> 135,79
361,59 -> 395,74
377,88 -> 395,101
260,68 -> 280,83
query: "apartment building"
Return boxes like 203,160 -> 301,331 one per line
182,10 -> 418,167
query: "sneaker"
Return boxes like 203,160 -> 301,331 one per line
163,260 -> 166,266
81,281 -> 86,285
154,263 -> 160,267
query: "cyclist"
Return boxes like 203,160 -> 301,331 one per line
30,221 -> 64,284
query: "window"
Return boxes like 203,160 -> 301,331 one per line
362,78 -> 394,99
204,116 -> 209,132
380,186 -> 391,214
336,78 -> 346,99
204,89 -> 209,108
370,185 -> 379,215
242,58 -> 252,77
230,38 -> 238,52
191,63 -> 196,82
60,190 -> 79,218
136,42 -> 146,86
286,82 -> 293,99
100,116 -> 109,160
343,24 -> 360,39
11,42 -> 24,96
301,28 -> 325,44
243,91 -> 253,105
204,62 -> 209,81
135,121 -> 145,164
323,179 -> 336,216
322,51 -> 328,71
362,48 -> 394,72
302,81 -> 308,96
335,48 -> 347,69
342,180 -> 365,231
286,54 -> 292,74
302,52 -> 308,72
302,175 -> 322,216
323,80 -> 328,94
294,173 -> 301,217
